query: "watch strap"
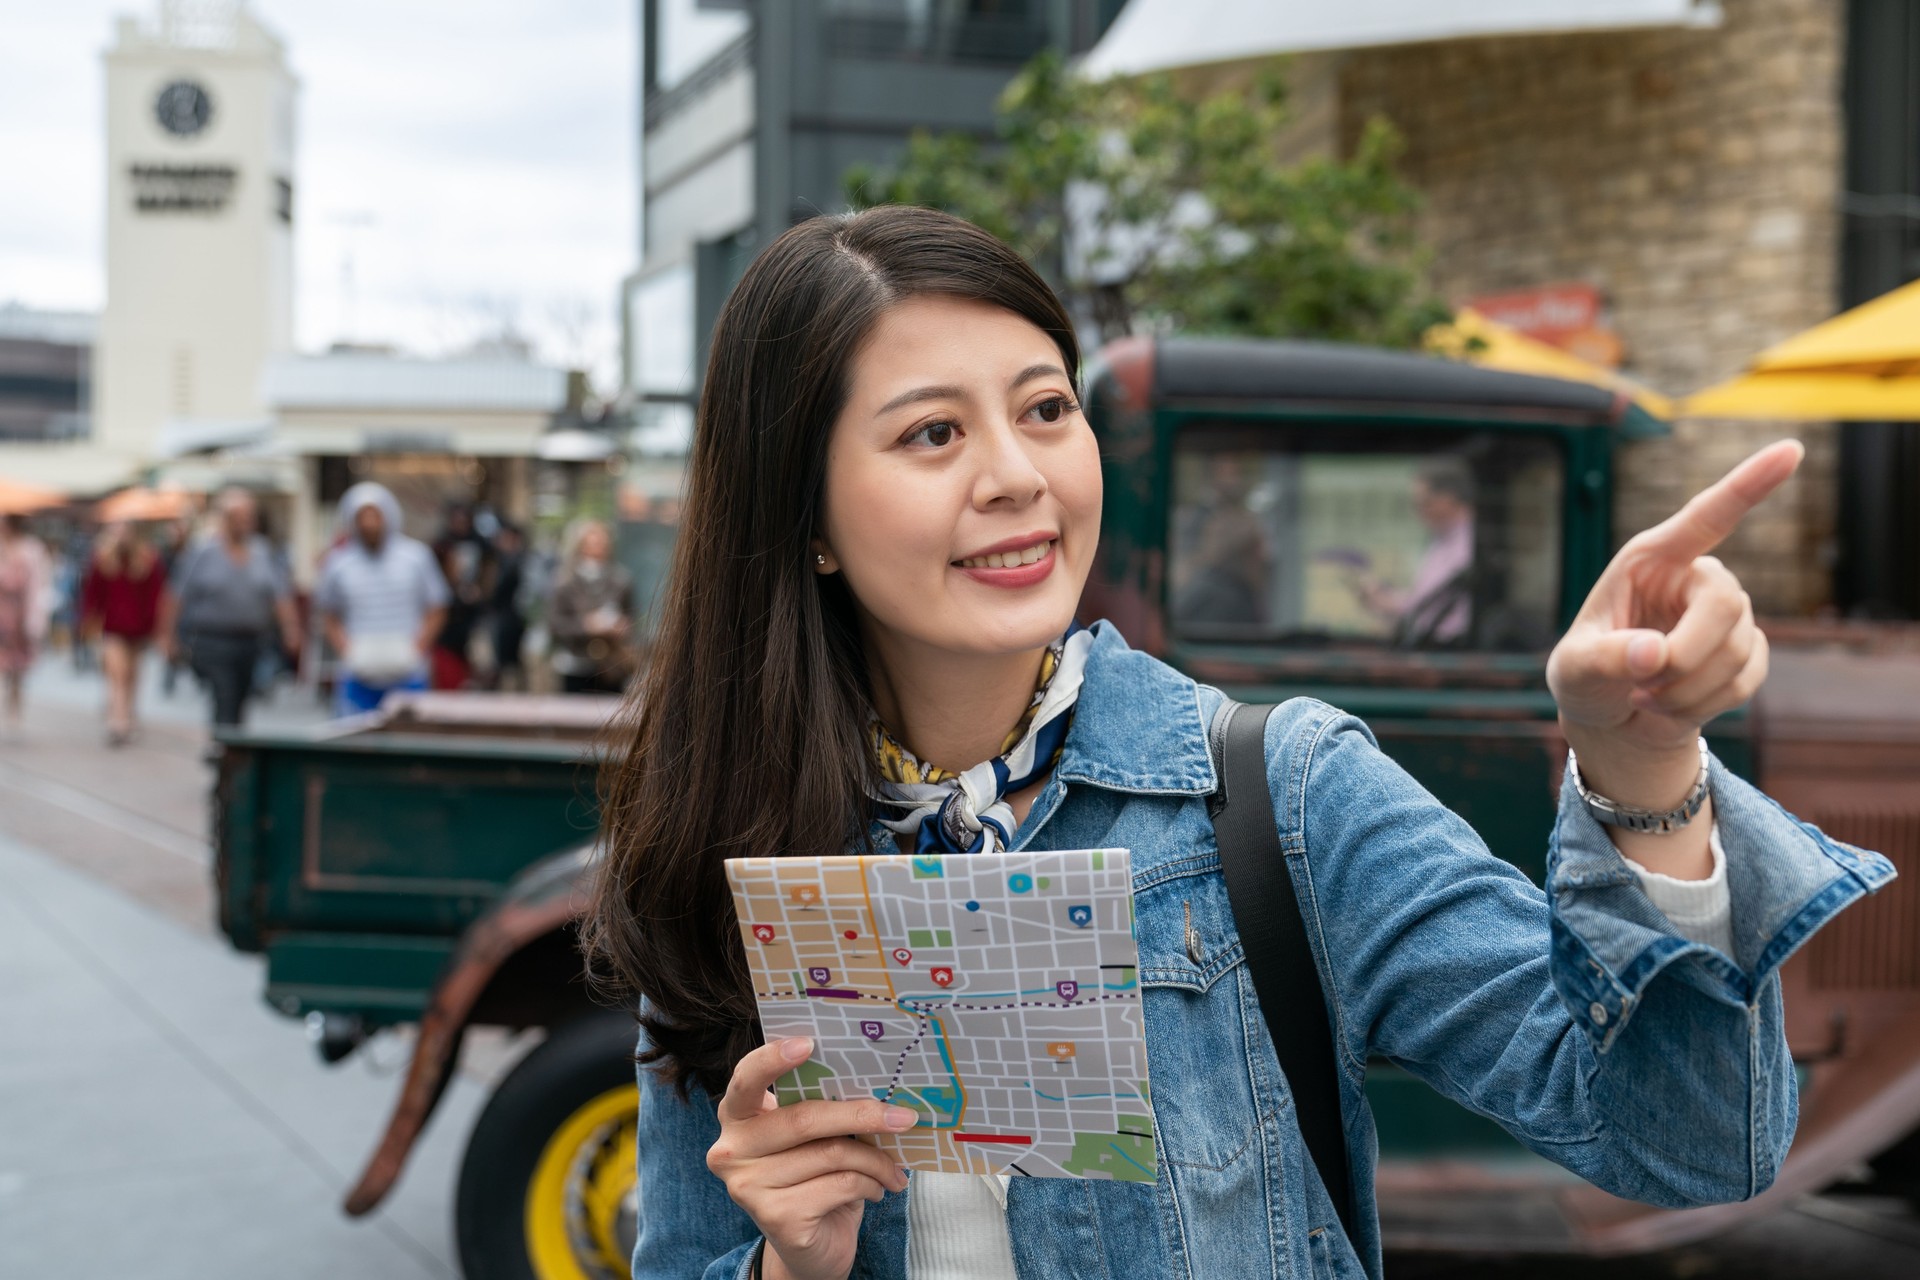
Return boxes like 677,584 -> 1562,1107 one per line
1568,737 -> 1711,835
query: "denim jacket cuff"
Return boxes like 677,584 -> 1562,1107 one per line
1546,751 -> 1896,1053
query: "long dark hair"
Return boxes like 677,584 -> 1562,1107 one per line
583,206 -> 1082,1098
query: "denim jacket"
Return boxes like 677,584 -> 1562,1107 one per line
632,620 -> 1896,1280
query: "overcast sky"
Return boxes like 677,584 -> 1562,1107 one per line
0,0 -> 636,388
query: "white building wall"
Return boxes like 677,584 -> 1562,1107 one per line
622,51 -> 756,413
645,142 -> 755,267
644,63 -> 753,194
96,6 -> 296,464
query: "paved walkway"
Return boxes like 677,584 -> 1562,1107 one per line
0,652 -> 510,1278
0,649 -> 328,935
0,827 -> 490,1278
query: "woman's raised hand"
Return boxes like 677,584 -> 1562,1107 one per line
1547,439 -> 1803,753
707,1037 -> 915,1280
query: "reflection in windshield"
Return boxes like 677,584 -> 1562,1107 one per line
1344,458 -> 1476,645
1169,434 -> 1563,651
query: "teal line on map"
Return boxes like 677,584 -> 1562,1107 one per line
1025,1082 -> 1142,1102
759,984 -> 1144,1130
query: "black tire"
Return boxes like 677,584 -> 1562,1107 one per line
456,1010 -> 640,1280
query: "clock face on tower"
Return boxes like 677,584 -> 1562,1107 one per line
154,80 -> 214,137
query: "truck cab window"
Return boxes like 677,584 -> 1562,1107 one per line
1169,429 -> 1564,651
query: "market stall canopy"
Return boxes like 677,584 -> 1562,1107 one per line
1686,277 -> 1920,420
1427,308 -> 1676,421
536,427 -> 618,462
1080,0 -> 1721,78
0,478 -> 64,515
154,418 -> 274,459
95,486 -> 197,523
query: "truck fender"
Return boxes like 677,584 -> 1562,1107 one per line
343,845 -> 598,1216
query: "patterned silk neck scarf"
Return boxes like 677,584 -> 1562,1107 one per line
871,624 -> 1093,854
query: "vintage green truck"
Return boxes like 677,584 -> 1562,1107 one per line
212,335 -> 1920,1280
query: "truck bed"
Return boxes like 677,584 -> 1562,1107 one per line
212,693 -> 620,1024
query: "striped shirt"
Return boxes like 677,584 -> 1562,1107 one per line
314,534 -> 449,648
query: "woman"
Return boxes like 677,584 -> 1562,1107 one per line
0,514 -> 53,731
547,519 -> 636,694
81,521 -> 166,745
584,207 -> 1893,1280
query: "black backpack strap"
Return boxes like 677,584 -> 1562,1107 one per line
1207,698 -> 1357,1240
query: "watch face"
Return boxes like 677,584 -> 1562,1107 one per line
155,80 -> 213,137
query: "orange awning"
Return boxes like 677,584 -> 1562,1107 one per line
94,486 -> 197,523
0,478 -> 65,515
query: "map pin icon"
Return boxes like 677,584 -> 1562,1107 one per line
861,1021 -> 884,1041
931,966 -> 954,988
1056,980 -> 1079,1003
892,948 -> 912,966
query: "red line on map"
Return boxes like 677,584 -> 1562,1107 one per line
952,1133 -> 1033,1146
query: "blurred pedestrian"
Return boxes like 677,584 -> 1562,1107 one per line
160,488 -> 304,728
547,519 -> 635,694
488,520 -> 530,691
57,530 -> 94,671
157,514 -> 193,695
80,521 -> 165,745
431,501 -> 493,690
0,514 -> 53,734
315,482 -> 448,716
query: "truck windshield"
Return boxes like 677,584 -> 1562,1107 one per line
1169,426 -> 1565,652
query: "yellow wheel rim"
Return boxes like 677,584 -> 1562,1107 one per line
525,1082 -> 640,1280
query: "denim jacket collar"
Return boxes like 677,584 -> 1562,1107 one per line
1052,620 -> 1217,797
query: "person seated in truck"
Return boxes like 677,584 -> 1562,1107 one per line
314,482 -> 449,717
1343,456 -> 1477,646
582,206 -> 1893,1280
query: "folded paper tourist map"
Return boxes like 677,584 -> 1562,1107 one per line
724,848 -> 1154,1181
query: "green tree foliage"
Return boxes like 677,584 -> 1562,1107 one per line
846,51 -> 1449,347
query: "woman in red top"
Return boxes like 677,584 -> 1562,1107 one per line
81,521 -> 167,745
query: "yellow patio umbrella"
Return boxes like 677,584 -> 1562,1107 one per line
1686,277 -> 1920,420
1426,308 -> 1678,421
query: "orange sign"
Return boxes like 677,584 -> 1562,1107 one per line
1466,283 -> 1623,368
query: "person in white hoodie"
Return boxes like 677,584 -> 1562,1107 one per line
314,483 -> 449,715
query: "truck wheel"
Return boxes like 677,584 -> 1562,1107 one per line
456,1011 -> 640,1280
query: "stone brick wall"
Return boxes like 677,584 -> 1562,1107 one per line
1337,0 -> 1844,614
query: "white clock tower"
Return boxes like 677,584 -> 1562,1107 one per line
96,0 -> 295,470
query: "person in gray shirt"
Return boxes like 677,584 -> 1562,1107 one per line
159,488 -> 303,727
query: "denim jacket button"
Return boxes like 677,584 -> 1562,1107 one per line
1588,1001 -> 1609,1027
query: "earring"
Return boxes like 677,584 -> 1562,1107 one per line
815,553 -> 827,567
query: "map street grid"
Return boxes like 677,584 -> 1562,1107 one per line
725,848 -> 1154,1182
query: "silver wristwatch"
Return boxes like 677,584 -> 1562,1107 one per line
1566,737 -> 1711,834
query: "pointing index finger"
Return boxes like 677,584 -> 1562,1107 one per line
1637,439 -> 1803,561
